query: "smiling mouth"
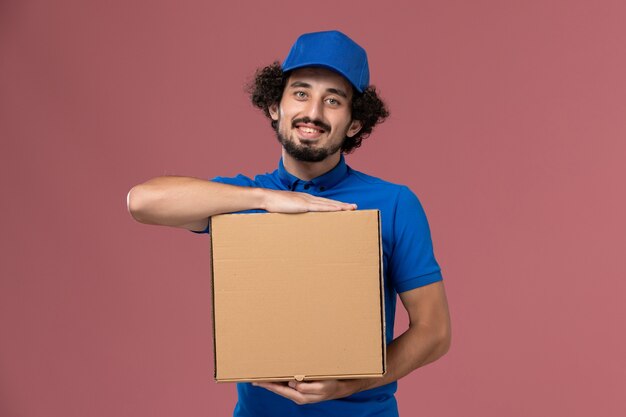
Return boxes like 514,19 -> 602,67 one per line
294,123 -> 325,141
298,126 -> 323,134
292,117 -> 330,132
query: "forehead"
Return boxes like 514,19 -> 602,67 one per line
285,67 -> 353,97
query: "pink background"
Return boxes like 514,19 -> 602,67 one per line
1,1 -> 625,416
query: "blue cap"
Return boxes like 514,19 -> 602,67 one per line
282,30 -> 370,93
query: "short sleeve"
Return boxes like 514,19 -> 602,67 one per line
190,174 -> 257,234
388,186 -> 442,293
211,174 -> 257,188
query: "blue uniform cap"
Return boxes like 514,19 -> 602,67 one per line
282,30 -> 370,93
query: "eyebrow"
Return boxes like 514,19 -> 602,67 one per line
289,81 -> 312,89
289,81 -> 349,99
326,87 -> 348,99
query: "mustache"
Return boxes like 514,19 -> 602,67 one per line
291,117 -> 331,132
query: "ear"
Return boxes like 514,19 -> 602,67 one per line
346,120 -> 362,138
269,103 -> 279,121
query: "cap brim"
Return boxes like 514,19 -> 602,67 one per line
281,62 -> 364,93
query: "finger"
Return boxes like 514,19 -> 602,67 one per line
315,199 -> 356,209
289,381 -> 328,394
307,204 -> 355,212
306,200 -> 357,211
312,201 -> 357,210
298,193 -> 356,206
253,382 -> 322,404
254,382 -> 297,396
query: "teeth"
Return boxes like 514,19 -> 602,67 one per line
300,127 -> 320,133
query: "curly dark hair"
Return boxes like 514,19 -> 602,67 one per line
247,62 -> 389,154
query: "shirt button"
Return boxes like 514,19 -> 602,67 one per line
303,184 -> 310,190
319,186 -> 326,191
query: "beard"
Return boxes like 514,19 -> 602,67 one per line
275,117 -> 345,163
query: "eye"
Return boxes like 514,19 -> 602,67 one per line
294,91 -> 307,99
326,97 -> 341,106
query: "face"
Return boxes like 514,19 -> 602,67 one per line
269,67 -> 362,163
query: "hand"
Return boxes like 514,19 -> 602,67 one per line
252,379 -> 367,405
261,189 -> 357,213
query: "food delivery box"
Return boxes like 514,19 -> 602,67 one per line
209,209 -> 385,382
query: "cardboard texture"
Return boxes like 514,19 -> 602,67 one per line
210,210 -> 386,382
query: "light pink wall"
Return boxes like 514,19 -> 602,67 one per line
1,1 -> 625,416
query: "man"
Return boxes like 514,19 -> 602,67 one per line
128,30 -> 451,417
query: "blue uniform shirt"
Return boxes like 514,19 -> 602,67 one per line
204,155 -> 442,417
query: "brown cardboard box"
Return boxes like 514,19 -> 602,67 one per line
210,210 -> 386,382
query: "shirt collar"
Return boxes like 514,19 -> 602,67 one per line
277,155 -> 349,190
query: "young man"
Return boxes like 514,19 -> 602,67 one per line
128,30 -> 451,417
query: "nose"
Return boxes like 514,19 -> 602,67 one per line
303,97 -> 324,121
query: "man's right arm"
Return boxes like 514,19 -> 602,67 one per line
127,176 -> 357,231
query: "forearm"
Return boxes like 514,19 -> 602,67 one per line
127,175 -> 358,230
257,320 -> 452,403
350,282 -> 452,394
356,321 -> 451,392
127,176 -> 265,229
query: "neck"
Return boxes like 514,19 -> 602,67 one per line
281,149 -> 341,181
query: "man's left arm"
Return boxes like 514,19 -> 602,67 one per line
254,281 -> 451,404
